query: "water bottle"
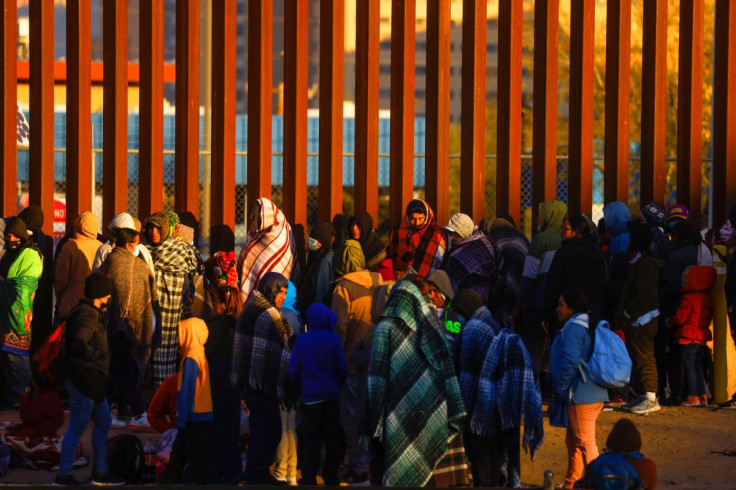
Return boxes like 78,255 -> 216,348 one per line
142,438 -> 157,484
543,469 -> 554,490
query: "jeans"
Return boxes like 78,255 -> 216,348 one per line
680,343 -> 707,397
564,401 -> 603,489
296,400 -> 342,485
274,408 -> 297,481
340,374 -> 367,474
0,351 -> 30,406
58,379 -> 111,476
242,391 -> 282,484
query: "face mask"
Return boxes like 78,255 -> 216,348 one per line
5,241 -> 20,251
133,245 -> 141,257
100,301 -> 109,312
307,237 -> 322,252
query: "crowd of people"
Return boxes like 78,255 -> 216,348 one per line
0,195 -> 734,487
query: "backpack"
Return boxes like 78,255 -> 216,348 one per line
31,320 -> 70,387
580,320 -> 632,389
106,434 -> 144,484
577,452 -> 643,490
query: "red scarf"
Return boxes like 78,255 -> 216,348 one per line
390,200 -> 446,280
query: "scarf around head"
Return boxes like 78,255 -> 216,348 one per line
238,198 -> 298,304
390,200 -> 446,279
177,318 -> 212,414
354,213 -> 387,271
144,212 -> 171,246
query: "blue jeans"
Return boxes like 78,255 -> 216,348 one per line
680,343 -> 706,397
58,379 -> 112,476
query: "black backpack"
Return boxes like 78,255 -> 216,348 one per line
106,434 -> 144,484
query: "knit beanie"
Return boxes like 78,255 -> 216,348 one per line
84,273 -> 114,300
640,202 -> 666,229
332,239 -> 366,277
451,289 -> 483,318
606,418 -> 642,453
426,270 -> 455,301
109,212 -> 136,232
445,213 -> 475,240
4,218 -> 29,241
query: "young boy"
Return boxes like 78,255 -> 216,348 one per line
288,303 -> 348,486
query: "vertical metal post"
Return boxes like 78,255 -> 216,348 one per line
641,0 -> 667,205
389,0 -> 416,230
496,0 -> 523,226
318,0 -> 345,224
29,0 -> 55,235
532,0 -> 559,224
175,0 -> 201,219
138,0 -> 165,218
0,0 -> 17,216
677,0 -> 704,229
713,0 -> 736,226
211,0 -> 236,238
604,0 -> 631,204
567,0 -> 594,216
425,0 -> 451,227
66,0 -> 92,228
247,1 -> 273,202
283,0 -> 309,230
354,0 -> 380,222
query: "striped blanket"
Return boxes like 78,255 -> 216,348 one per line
365,280 -> 465,487
238,198 -> 298,304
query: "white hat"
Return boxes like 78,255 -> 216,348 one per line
109,212 -> 135,232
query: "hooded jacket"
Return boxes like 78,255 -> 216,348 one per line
668,265 -> 716,344
603,201 -> 631,258
518,200 -> 567,311
331,270 -> 394,374
55,213 -> 103,318
289,303 -> 348,403
176,318 -> 213,426
618,254 -> 663,327
64,299 -> 110,402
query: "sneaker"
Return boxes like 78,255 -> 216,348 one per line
341,469 -> 370,487
622,394 -> 645,410
109,414 -> 126,430
718,397 -> 736,409
91,470 -> 126,486
681,395 -> 705,407
287,477 -> 298,486
54,474 -> 84,486
629,398 -> 661,415
265,474 -> 288,486
130,413 -> 152,431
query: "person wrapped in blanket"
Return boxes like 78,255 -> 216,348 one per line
143,212 -> 202,386
388,199 -> 446,280
363,280 -> 465,487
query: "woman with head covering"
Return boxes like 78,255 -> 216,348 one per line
441,212 -> 500,307
297,222 -> 335,316
364,280 -> 464,487
201,254 -> 242,484
0,218 -> 43,409
349,213 -> 388,272
93,212 -> 155,277
54,212 -> 103,320
238,198 -> 299,304
389,199 -> 446,280
487,218 -> 530,328
143,212 -> 203,386
231,272 -> 293,485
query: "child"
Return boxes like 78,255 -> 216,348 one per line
667,265 -> 716,407
160,318 -> 213,484
288,303 -> 348,486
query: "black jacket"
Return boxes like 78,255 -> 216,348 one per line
544,237 -> 607,327
65,300 -> 110,402
659,241 -> 698,317
618,254 -> 663,328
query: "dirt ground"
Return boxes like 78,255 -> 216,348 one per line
0,404 -> 735,488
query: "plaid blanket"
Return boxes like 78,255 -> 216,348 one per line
238,198 -> 298,304
443,230 -> 500,305
390,200 -> 446,280
149,238 -> 202,385
231,290 -> 291,400
365,280 -> 465,487
454,306 -> 544,487
489,223 -> 529,327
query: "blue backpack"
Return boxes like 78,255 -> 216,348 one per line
580,320 -> 632,389
576,452 -> 643,490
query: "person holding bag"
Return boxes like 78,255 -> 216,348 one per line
550,289 -> 609,489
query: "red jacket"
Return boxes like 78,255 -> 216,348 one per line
147,374 -> 179,433
668,265 -> 716,344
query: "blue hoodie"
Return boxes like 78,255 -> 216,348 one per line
603,201 -> 631,258
288,303 -> 348,403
